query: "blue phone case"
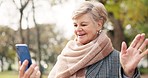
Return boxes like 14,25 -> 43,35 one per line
15,44 -> 32,71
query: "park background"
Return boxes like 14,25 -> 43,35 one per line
0,0 -> 148,78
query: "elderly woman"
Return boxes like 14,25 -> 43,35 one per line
19,1 -> 148,78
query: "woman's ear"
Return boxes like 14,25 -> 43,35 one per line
97,20 -> 103,29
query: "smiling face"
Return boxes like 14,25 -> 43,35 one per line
73,13 -> 102,45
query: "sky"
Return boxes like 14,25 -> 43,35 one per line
0,0 -> 85,38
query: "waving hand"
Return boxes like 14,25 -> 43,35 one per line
120,33 -> 148,77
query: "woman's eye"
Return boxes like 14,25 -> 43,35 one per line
82,24 -> 87,26
74,24 -> 77,27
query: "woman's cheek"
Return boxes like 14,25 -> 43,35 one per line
73,30 -> 77,40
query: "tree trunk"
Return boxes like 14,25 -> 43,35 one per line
108,12 -> 125,51
26,16 -> 30,47
19,11 -> 25,43
32,0 -> 42,77
12,0 -> 30,43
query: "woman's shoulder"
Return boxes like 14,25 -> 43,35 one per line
88,49 -> 120,67
110,49 -> 120,56
86,49 -> 121,77
103,49 -> 120,62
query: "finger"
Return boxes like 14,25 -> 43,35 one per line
18,61 -> 21,78
140,49 -> 148,58
19,60 -> 28,78
36,71 -> 41,78
135,33 -> 145,49
139,39 -> 148,52
129,34 -> 141,48
121,41 -> 127,55
18,61 -> 21,70
24,64 -> 37,78
30,66 -> 39,78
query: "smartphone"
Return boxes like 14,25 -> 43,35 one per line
15,44 -> 32,71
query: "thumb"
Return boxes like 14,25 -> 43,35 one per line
18,61 -> 21,70
121,41 -> 127,54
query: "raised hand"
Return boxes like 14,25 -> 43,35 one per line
120,33 -> 148,77
19,60 -> 41,78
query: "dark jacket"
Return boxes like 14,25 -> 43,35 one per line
86,50 -> 140,78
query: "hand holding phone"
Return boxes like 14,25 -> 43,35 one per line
15,44 -> 32,70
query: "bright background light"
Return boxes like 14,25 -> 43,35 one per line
0,0 -> 85,38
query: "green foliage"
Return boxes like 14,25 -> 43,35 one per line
105,0 -> 148,27
0,26 -> 16,63
139,68 -> 148,74
124,0 -> 148,26
135,22 -> 148,37
124,18 -> 148,46
103,0 -> 148,46
105,0 -> 122,19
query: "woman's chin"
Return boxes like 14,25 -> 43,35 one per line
77,40 -> 88,45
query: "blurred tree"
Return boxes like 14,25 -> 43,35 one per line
123,0 -> 148,42
31,0 -> 42,77
105,0 -> 125,51
0,26 -> 16,71
0,0 -> 69,73
12,0 -> 30,43
22,24 -> 68,72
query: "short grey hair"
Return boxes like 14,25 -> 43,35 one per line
72,1 -> 108,25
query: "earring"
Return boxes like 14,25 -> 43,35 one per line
99,30 -> 102,34
97,30 -> 102,35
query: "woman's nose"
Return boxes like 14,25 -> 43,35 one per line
76,26 -> 83,31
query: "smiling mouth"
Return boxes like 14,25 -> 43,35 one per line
78,34 -> 85,37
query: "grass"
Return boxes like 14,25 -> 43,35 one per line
0,71 -> 48,78
1,68 -> 147,78
0,71 -> 18,78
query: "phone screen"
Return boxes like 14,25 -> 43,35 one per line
15,44 -> 32,70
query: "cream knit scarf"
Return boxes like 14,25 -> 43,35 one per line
48,31 -> 114,78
